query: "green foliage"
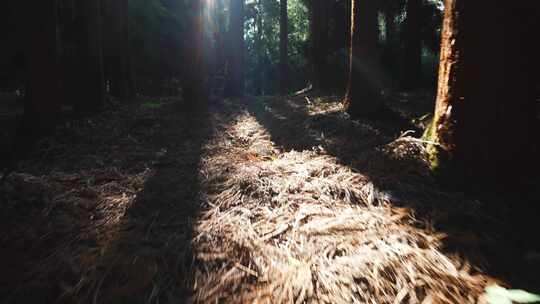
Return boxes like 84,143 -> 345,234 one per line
123,0 -> 444,95
141,99 -> 163,109
484,285 -> 540,304
245,0 -> 309,94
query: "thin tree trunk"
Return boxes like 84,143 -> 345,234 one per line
310,0 -> 329,91
215,0 -> 226,75
72,0 -> 105,115
401,0 -> 422,91
279,0 -> 288,95
381,7 -> 398,90
425,0 -> 464,170
224,0 -> 245,98
254,3 -> 264,95
343,0 -> 383,117
102,0 -> 133,100
384,10 -> 395,46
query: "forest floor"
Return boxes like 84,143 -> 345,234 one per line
1,94 -> 539,303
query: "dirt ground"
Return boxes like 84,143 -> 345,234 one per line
1,95 -> 539,303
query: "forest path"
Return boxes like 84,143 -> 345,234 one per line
189,96 -> 491,303
0,95 -> 533,303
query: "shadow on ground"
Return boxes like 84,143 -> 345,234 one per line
0,99 -> 236,303
1,94 -> 538,303
245,94 -> 540,293
72,106 -> 212,303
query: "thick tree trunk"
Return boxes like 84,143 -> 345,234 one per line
343,0 -> 383,117
14,0 -> 62,153
279,0 -> 288,95
401,0 -> 422,91
224,0 -> 245,98
426,0 -> 540,183
102,0 -> 133,100
310,0 -> 329,91
72,0 -> 105,115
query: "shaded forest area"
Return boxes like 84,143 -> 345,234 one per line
1,0 -> 540,303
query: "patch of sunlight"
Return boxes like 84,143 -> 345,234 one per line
483,285 -> 540,304
308,99 -> 344,116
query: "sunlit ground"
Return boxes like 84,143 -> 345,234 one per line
189,96 -> 488,303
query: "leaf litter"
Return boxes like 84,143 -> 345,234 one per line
0,95 -> 534,303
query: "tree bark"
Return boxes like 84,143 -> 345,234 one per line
380,7 -> 398,90
215,0 -> 227,75
0,4 -> 19,92
401,0 -> 422,91
343,0 -> 383,117
310,0 -> 329,91
14,0 -> 62,152
254,2 -> 264,95
224,0 -> 245,98
426,0 -> 540,183
183,0 -> 207,108
279,0 -> 288,95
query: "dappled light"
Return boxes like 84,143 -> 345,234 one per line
190,99 -> 487,302
1,0 -> 540,303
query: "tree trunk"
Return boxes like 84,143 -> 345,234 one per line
102,0 -> 133,100
381,7 -> 398,90
0,4 -> 18,92
224,0 -> 245,98
343,0 -> 383,117
310,0 -> 329,91
14,0 -> 62,153
72,0 -> 105,115
215,0 -> 226,75
254,3 -> 264,95
183,0 -> 206,107
425,0 -> 540,183
383,10 -> 396,46
279,0 -> 288,95
401,0 -> 422,91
